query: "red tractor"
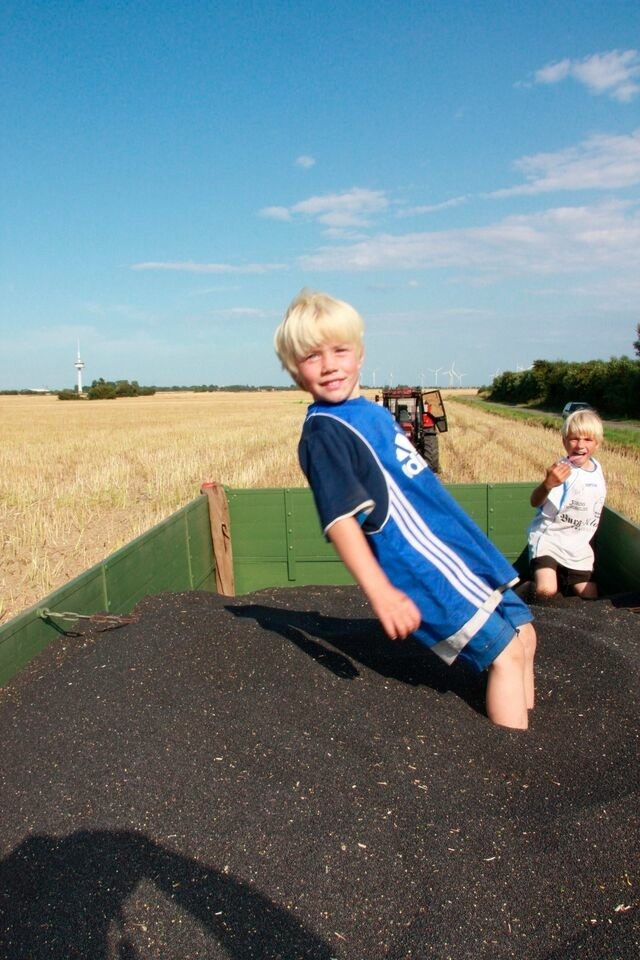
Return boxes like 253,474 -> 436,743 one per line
381,388 -> 448,473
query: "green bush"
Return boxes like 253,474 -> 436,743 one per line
488,357 -> 640,418
86,379 -> 156,400
57,389 -> 83,401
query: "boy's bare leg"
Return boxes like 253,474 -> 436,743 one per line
518,622 -> 537,709
573,580 -> 598,599
486,634 -> 528,729
533,567 -> 559,598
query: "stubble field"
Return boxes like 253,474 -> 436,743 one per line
1,390 -> 638,624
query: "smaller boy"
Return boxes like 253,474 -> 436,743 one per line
274,290 -> 536,730
526,409 -> 606,599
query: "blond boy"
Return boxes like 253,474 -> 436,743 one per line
527,409 -> 606,599
274,290 -> 537,730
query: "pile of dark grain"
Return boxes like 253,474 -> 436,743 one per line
1,585 -> 638,959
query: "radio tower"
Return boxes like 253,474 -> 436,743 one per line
75,340 -> 85,394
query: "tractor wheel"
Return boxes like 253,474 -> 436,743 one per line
422,434 -> 440,473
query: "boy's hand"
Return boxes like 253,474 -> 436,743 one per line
369,585 -> 422,641
544,459 -> 571,489
327,515 -> 422,641
530,458 -> 571,508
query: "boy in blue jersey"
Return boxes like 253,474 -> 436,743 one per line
274,290 -> 536,729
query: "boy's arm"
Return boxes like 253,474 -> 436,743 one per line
530,460 -> 571,508
327,515 -> 421,641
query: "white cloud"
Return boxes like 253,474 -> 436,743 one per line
260,187 -> 389,228
528,275 -> 640,303
188,285 -> 242,296
80,301 -> 156,323
487,130 -> 640,198
442,307 -> 494,318
131,261 -> 287,274
210,307 -> 266,317
399,196 -> 469,216
296,154 -> 316,168
534,59 -> 571,85
298,200 -> 640,277
259,206 -> 292,221
534,49 -> 640,102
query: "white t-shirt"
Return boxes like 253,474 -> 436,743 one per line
527,458 -> 606,571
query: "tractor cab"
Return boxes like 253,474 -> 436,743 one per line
381,387 -> 448,472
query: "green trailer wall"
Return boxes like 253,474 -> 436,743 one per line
0,496 -> 216,687
1,484 -> 638,688
225,482 -> 536,594
594,506 -> 640,596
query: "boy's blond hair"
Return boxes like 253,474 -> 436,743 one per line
274,289 -> 365,379
562,408 -> 603,443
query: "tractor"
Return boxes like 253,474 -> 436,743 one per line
381,387 -> 448,472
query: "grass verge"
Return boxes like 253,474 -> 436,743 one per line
452,395 -> 640,453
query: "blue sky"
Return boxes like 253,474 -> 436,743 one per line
2,0 -> 639,390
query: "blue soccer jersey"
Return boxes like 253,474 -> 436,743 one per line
299,397 -> 530,666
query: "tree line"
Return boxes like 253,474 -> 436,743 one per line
487,324 -> 640,418
58,379 -> 156,400
488,356 -> 639,418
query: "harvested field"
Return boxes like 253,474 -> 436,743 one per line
0,585 -> 638,958
1,390 -> 638,624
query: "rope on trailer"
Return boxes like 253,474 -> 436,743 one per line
38,608 -> 138,627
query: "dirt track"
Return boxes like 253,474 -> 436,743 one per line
1,585 -> 638,959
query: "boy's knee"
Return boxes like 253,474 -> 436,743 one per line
492,633 -> 526,673
573,580 -> 598,599
534,569 -> 558,598
533,578 -> 559,600
518,622 -> 536,655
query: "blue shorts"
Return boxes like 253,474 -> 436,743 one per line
456,588 -> 534,673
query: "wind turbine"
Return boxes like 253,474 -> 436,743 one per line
75,340 -> 85,395
448,361 -> 466,388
